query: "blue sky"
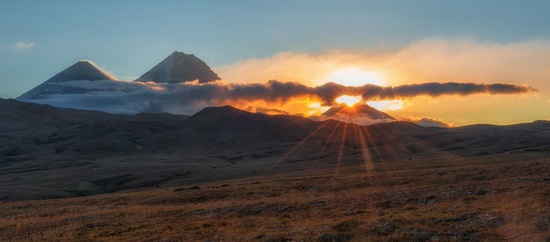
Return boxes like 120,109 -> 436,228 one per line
2,0 -> 550,98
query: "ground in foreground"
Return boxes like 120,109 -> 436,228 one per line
1,153 -> 549,241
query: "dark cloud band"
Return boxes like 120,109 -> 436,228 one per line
239,81 -> 536,105
21,80 -> 536,114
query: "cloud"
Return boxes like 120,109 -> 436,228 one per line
222,80 -> 534,106
400,115 -> 457,128
212,39 -> 549,124
215,39 -> 550,90
304,81 -> 534,109
361,82 -> 536,101
249,107 -> 289,115
216,51 -> 373,86
16,38 -> 548,125
19,79 -> 535,115
13,41 -> 35,50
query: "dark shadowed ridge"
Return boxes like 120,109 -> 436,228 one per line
134,51 -> 221,84
0,98 -> 188,133
0,98 -> 116,131
172,105 -> 317,143
1,98 -> 550,200
16,60 -> 117,100
182,106 -> 317,130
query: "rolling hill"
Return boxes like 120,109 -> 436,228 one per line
0,98 -> 549,200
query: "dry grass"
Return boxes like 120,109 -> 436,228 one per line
1,153 -> 549,241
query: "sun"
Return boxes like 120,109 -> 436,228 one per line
335,95 -> 362,107
325,67 -> 384,86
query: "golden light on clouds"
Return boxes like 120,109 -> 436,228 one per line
135,81 -> 168,91
367,100 -> 404,111
213,39 -> 550,125
323,67 -> 385,86
307,102 -> 322,108
306,102 -> 330,116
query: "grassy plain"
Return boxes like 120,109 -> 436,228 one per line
1,153 -> 548,241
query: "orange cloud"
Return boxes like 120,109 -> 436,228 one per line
215,51 -> 384,86
214,39 -> 550,125
215,39 -> 550,91
400,115 -> 458,128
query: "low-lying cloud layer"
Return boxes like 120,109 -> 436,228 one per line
312,82 -> 535,105
20,79 -> 536,115
400,115 -> 458,128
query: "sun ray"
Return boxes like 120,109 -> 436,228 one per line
351,124 -> 364,166
315,120 -> 344,163
268,120 -> 334,171
359,125 -> 382,161
336,122 -> 349,176
356,126 -> 373,175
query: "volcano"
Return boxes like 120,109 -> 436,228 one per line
39,60 -> 115,83
15,52 -> 222,114
17,60 -> 117,100
319,103 -> 396,125
134,51 -> 221,84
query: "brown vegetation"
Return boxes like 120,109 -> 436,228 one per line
1,153 -> 548,241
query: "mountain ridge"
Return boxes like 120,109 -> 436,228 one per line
1,98 -> 549,200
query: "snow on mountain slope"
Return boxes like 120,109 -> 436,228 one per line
17,60 -> 119,100
15,53 -> 221,114
134,51 -> 221,84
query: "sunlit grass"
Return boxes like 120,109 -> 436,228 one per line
0,154 -> 548,240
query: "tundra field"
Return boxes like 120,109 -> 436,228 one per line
1,153 -> 548,241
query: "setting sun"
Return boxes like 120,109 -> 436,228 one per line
335,95 -> 362,107
326,67 -> 384,87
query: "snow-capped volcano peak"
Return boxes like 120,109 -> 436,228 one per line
17,60 -> 118,100
134,51 -> 221,84
319,103 -> 396,125
45,60 -> 116,83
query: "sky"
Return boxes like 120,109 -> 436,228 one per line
1,0 -> 550,125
